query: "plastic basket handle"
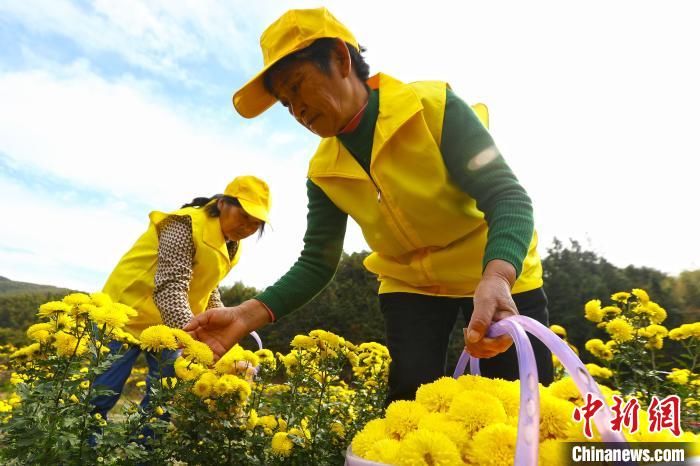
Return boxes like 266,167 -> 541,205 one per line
250,330 -> 263,350
453,317 -> 541,465
453,315 -> 628,466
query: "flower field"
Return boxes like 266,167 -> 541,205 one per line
0,292 -> 389,465
0,288 -> 698,465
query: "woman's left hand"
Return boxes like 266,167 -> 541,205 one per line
465,259 -> 519,359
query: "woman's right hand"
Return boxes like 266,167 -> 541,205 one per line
184,299 -> 271,359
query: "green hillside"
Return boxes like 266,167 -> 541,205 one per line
0,276 -> 71,297
0,277 -> 73,345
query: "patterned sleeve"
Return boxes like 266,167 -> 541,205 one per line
153,216 -> 196,329
206,287 -> 225,309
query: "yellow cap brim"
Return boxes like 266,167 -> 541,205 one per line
239,198 -> 270,224
232,66 -> 278,119
232,36 -> 322,119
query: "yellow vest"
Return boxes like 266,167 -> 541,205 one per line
308,73 -> 542,297
103,206 -> 241,336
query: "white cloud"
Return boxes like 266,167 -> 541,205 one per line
1,0 -> 699,296
0,63 -> 370,291
0,0 -> 272,84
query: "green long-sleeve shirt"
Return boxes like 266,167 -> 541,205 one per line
257,87 -> 534,319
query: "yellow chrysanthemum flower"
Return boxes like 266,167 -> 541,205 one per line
74,303 -> 96,316
37,301 -> 71,318
395,429 -> 461,466
255,349 -> 276,369
584,339 -> 613,360
448,390 -> 507,437
241,349 -> 260,368
469,423 -> 517,466
644,302 -> 667,325
638,324 -> 668,339
112,303 -> 137,318
548,377 -> 583,405
605,340 -> 618,354
89,306 -> 129,329
385,400 -> 429,440
309,329 -> 342,349
228,376 -> 252,403
174,356 -> 205,381
330,421 -> 345,438
55,313 -> 76,330
290,335 -> 317,350
602,305 -> 622,316
605,318 -> 635,342
550,324 -> 567,338
363,438 -> 400,464
610,292 -> 631,303
631,288 -> 650,303
111,328 -> 141,346
270,432 -> 294,457
626,411 -> 677,442
182,339 -> 214,366
539,439 -> 567,465
351,418 -> 388,457
415,377 -> 461,413
161,377 -> 177,389
10,343 -> 41,360
585,363 -> 613,379
139,325 -> 178,352
213,374 -> 236,396
26,323 -> 54,344
245,409 -> 258,431
53,331 -> 88,357
278,351 -> 300,376
488,379 -> 521,419
192,372 -> 217,398
584,299 -> 605,323
667,368 -> 691,385
10,372 -> 29,385
540,393 -> 576,440
418,412 -> 469,453
63,293 -> 91,306
257,414 -> 278,432
455,374 -> 493,392
89,292 -> 113,307
170,328 -> 194,347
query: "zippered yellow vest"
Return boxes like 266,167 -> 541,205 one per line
103,206 -> 240,336
308,73 -> 542,297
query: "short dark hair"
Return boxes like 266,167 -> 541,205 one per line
263,38 -> 370,94
181,195 -> 265,237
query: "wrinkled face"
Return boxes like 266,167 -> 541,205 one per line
217,200 -> 262,242
268,58 -> 349,138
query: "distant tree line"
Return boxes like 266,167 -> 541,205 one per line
1,241 -> 698,367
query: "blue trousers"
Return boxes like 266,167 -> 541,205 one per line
91,340 -> 180,418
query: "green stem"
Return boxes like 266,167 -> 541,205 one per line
77,331 -> 107,464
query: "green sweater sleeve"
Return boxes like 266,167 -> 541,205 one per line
255,179 -> 348,319
440,89 -> 534,277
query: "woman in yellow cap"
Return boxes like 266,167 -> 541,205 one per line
92,175 -> 271,418
186,8 -> 552,402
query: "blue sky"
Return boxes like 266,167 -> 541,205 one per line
1,0 -> 699,293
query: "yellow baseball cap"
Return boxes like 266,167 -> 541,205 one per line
224,175 -> 271,224
232,7 -> 359,119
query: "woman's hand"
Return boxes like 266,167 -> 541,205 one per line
465,259 -> 519,359
184,299 -> 271,359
